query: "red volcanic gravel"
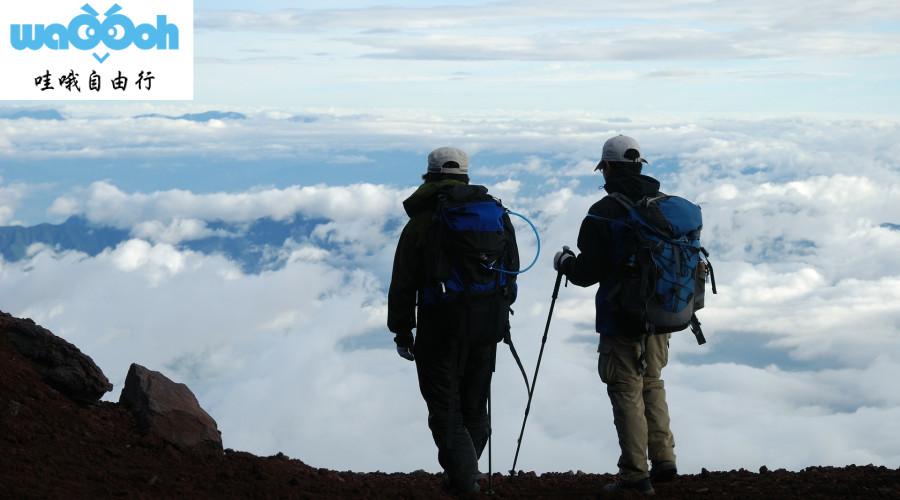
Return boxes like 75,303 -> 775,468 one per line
2,324 -> 899,499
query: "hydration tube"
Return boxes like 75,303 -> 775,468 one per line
485,210 -> 541,275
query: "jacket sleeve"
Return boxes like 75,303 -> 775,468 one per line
387,221 -> 420,335
562,205 -> 614,287
502,213 -> 520,304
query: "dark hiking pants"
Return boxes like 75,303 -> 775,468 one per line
414,329 -> 496,491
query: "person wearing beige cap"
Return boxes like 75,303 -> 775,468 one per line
553,135 -> 678,496
388,147 -> 519,495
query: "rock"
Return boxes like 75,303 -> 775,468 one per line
0,311 -> 112,403
118,364 -> 222,455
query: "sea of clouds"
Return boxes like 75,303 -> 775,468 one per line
0,109 -> 899,473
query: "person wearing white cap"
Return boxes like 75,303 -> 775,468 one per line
552,135 -> 677,496
388,147 -> 519,495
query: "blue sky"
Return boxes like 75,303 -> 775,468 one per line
1,0 -> 900,476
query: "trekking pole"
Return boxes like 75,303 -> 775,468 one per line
510,269 -> 564,475
487,385 -> 494,495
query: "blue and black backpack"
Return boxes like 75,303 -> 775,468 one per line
603,192 -> 717,344
422,184 -> 518,344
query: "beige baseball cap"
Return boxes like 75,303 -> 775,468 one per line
427,147 -> 469,175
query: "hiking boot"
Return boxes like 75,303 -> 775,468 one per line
441,472 -> 480,496
602,477 -> 655,496
650,461 -> 678,483
444,481 -> 480,497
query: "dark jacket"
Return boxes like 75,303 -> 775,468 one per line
561,169 -> 661,336
388,180 -> 519,336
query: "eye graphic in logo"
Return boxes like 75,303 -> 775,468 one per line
10,3 -> 180,64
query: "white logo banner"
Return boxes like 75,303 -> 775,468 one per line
1,1 -> 194,100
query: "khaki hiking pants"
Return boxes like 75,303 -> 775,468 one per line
598,333 -> 676,482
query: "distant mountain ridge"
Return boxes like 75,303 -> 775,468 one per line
133,111 -> 247,122
0,215 -> 328,273
0,217 -> 128,261
0,109 -> 65,121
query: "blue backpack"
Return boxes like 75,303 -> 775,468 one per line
604,192 -> 716,344
422,184 -> 518,344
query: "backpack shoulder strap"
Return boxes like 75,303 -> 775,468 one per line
642,193 -> 670,206
607,192 -> 635,211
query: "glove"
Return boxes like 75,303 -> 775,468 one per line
394,332 -> 415,361
553,246 -> 575,272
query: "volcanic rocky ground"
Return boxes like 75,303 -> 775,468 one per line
1,311 -> 898,499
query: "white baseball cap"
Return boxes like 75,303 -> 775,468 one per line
595,135 -> 647,170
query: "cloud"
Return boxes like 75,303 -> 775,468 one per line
50,181 -> 410,230
642,69 -> 847,81
198,2 -> 900,34
131,219 -> 228,244
0,179 -> 32,226
326,154 -> 374,165
355,30 -> 752,62
196,55 -> 302,65
109,240 -> 187,283
491,178 -> 521,201
196,2 -> 900,61
0,207 -> 13,225
2,110 -> 898,182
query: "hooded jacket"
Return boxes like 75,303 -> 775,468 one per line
387,179 -> 519,336
561,169 -> 662,336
